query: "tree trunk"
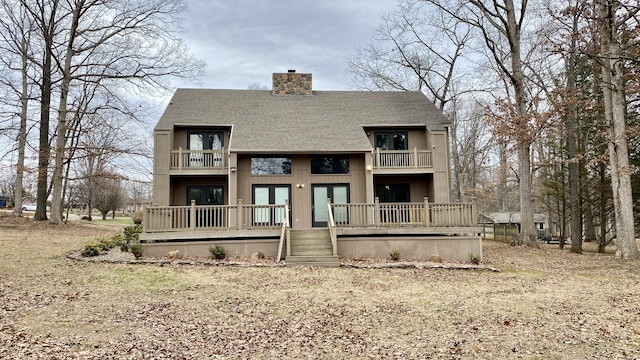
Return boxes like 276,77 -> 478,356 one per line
33,0 -> 59,221
566,25 -> 582,253
598,162 -> 608,253
13,26 -> 29,217
449,110 -> 464,201
596,0 -> 638,259
504,0 -> 536,247
50,3 -> 80,225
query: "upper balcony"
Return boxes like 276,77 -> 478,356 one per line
372,148 -> 433,174
169,147 -> 227,175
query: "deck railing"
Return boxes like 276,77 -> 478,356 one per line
143,198 -> 477,233
276,202 -> 289,263
170,147 -> 226,170
373,148 -> 432,169
326,201 -> 338,256
143,200 -> 287,233
330,197 -> 477,228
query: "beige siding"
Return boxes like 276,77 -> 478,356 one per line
430,130 -> 451,202
236,154 -> 367,229
153,131 -> 172,205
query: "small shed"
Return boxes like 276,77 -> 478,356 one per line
479,212 -> 548,241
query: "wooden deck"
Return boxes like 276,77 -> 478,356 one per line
140,200 -> 482,264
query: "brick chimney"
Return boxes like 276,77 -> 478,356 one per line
272,70 -> 312,96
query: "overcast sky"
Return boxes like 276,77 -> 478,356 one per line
178,0 -> 397,91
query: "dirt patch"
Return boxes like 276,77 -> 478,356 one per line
1,217 -> 639,359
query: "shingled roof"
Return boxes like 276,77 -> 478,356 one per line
155,89 -> 449,153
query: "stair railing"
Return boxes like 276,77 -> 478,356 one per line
327,199 -> 338,256
277,200 -> 289,263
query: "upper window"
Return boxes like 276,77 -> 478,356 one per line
251,157 -> 292,175
311,155 -> 350,174
375,132 -> 408,150
188,131 -> 223,150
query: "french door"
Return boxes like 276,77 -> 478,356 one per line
252,185 -> 291,226
187,131 -> 223,167
312,184 -> 349,227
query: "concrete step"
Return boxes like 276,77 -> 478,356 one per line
286,255 -> 340,267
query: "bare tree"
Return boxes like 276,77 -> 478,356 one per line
47,0 -> 204,224
348,0 -> 473,110
595,0 -> 638,259
425,0 -> 538,246
20,0 -> 59,221
0,0 -> 35,217
93,173 -> 123,220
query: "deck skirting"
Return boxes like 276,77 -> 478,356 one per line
139,229 -> 482,263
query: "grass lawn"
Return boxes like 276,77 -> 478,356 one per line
0,215 -> 639,359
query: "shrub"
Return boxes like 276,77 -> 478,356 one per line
109,234 -> 124,247
389,249 -> 400,261
468,253 -> 481,265
129,243 -> 144,259
209,245 -> 226,260
124,224 -> 143,242
131,211 -> 143,225
96,238 -> 112,252
81,242 -> 102,257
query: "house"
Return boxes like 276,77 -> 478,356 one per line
140,71 -> 481,265
479,212 -> 549,241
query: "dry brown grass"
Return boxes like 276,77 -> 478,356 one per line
1,215 -> 639,359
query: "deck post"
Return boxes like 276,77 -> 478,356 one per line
375,147 -> 381,168
190,200 -> 196,231
178,147 -> 183,169
424,197 -> 430,226
414,147 -> 418,167
142,205 -> 148,233
237,199 -> 243,230
374,197 -> 380,227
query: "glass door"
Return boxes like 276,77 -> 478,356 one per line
252,185 -> 291,226
188,131 -> 223,167
312,184 -> 349,227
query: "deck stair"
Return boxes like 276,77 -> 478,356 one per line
286,229 -> 339,267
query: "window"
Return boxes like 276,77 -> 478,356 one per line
251,157 -> 292,175
188,131 -> 223,150
187,186 -> 224,205
375,132 -> 408,150
311,155 -> 350,174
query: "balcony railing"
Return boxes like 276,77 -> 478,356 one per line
373,148 -> 432,169
330,198 -> 477,228
170,147 -> 226,170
